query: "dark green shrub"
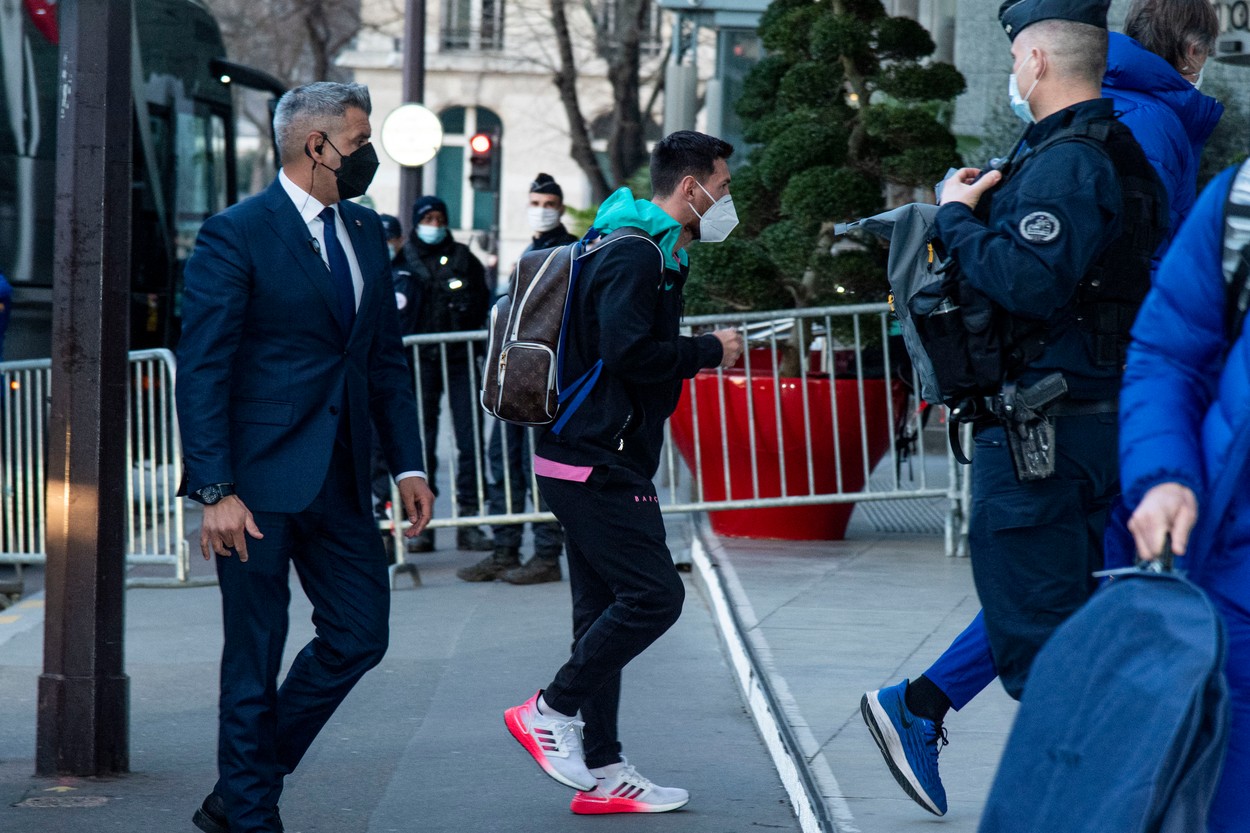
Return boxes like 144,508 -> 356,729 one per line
686,0 -> 965,330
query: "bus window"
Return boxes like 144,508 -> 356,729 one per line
174,109 -> 229,262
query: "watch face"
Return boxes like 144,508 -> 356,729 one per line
200,485 -> 222,504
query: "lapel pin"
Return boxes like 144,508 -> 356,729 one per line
354,219 -> 362,227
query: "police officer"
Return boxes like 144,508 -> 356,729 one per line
397,195 -> 493,553
459,174 -> 575,584
931,0 -> 1167,697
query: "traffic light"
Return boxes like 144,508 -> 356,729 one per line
468,132 -> 497,192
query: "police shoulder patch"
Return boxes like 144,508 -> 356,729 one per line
1019,211 -> 1061,243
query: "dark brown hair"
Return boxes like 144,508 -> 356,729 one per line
650,131 -> 734,199
1124,0 -> 1219,72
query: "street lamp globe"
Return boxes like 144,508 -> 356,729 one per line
380,104 -> 443,168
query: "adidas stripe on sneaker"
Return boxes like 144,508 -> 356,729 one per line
570,758 -> 690,815
504,691 -> 596,791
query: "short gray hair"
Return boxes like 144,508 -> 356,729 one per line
1017,20 -> 1107,86
273,82 -> 372,164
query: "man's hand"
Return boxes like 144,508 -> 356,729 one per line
399,475 -> 435,538
1128,482 -> 1198,562
712,328 -> 744,369
200,495 -> 263,562
938,167 -> 1002,210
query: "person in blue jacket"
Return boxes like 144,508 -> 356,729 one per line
1120,163 -> 1250,833
0,270 -> 11,360
859,0 -> 1209,817
1104,0 -> 1223,246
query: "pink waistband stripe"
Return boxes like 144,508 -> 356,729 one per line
533,455 -> 594,482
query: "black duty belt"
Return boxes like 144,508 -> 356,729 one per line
1046,398 -> 1118,417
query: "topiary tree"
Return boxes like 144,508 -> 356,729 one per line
686,0 -> 965,374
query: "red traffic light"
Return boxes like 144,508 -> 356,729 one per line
469,133 -> 492,154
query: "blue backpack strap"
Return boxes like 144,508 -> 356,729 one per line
552,360 -> 603,435
551,228 -> 603,435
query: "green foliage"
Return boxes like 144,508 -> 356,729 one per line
872,17 -> 934,61
876,63 -> 966,102
810,14 -> 875,67
758,220 -> 819,277
736,55 -> 791,122
686,0 -> 964,323
778,61 -> 849,111
781,166 -> 883,225
685,238 -> 790,314
754,119 -> 850,189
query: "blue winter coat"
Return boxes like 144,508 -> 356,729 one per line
1102,32 -> 1223,242
1119,166 -> 1249,568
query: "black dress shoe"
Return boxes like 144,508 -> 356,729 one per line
193,792 -> 284,833
192,793 -> 228,833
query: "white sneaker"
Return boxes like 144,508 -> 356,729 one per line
570,757 -> 690,814
504,691 -> 597,791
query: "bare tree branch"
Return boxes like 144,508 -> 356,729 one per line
551,0 -> 612,202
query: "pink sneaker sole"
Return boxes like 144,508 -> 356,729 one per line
504,696 -> 594,791
570,791 -> 690,814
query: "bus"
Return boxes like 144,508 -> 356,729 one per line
0,0 -> 281,360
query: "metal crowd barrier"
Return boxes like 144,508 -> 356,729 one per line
0,349 -> 188,586
0,306 -> 968,591
392,304 -> 967,567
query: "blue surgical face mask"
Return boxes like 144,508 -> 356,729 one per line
417,224 -> 447,245
1008,54 -> 1040,124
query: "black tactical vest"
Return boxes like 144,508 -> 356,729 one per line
919,116 -> 1166,408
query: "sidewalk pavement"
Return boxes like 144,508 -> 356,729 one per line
0,508 -> 1013,833
704,528 -> 1018,833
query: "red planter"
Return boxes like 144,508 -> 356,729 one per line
669,367 -> 904,540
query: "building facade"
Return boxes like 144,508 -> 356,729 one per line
342,0 -> 688,273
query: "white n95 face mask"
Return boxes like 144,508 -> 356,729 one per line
527,206 -> 561,233
690,181 -> 739,244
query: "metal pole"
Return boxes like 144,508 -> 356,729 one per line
399,0 -> 427,231
37,0 -> 133,776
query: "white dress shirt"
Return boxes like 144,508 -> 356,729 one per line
277,170 -> 425,486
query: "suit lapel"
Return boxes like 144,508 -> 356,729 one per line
261,179 -> 343,330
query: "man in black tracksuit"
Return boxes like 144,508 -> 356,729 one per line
503,132 -> 745,814
459,173 -> 577,584
396,195 -> 493,553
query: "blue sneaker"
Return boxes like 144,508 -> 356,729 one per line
860,680 -> 948,815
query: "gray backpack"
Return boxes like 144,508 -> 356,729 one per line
834,203 -> 944,403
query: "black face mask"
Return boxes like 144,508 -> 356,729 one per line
320,134 -> 379,201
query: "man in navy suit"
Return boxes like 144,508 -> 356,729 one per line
176,82 -> 434,833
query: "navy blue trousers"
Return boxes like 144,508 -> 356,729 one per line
968,414 -> 1117,699
487,421 -> 563,553
537,465 -> 684,769
418,349 -> 485,514
924,498 -> 1139,710
213,446 -> 389,833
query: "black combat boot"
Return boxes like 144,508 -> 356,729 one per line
456,545 -> 521,582
456,525 -> 494,551
501,554 -> 562,585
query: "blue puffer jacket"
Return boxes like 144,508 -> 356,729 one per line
1103,32 -> 1223,241
1120,166 -> 1250,571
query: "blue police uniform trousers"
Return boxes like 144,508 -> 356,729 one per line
418,346 -> 486,515
968,413 -> 1118,699
487,421 -> 564,553
924,497 -> 1140,709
